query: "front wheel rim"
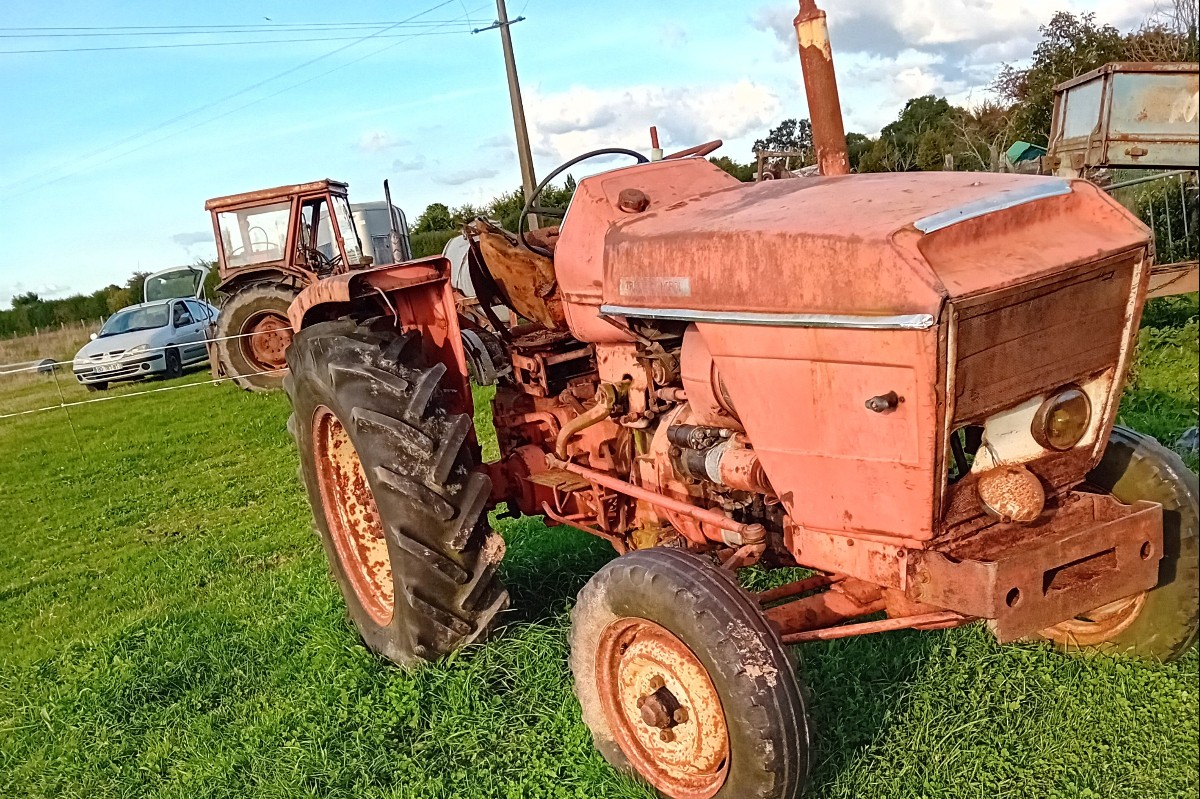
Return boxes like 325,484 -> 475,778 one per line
595,617 -> 729,799
1041,591 -> 1148,646
312,406 -> 394,626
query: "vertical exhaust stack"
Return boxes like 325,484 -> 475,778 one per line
794,0 -> 850,176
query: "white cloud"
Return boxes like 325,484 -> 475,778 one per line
754,0 -> 1157,54
0,282 -> 73,310
358,130 -> 409,154
391,155 -> 427,172
170,231 -> 210,249
438,166 -> 501,186
526,81 -> 782,163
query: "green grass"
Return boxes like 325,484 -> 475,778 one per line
0,298 -> 1196,798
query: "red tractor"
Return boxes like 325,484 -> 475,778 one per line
279,4 -> 1198,797
205,179 -> 411,391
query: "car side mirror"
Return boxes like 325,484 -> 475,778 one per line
90,333 -> 98,341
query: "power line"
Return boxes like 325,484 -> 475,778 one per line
0,0 -> 460,194
0,20 -> 472,33
1,29 -> 471,54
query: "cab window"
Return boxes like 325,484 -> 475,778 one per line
217,202 -> 289,267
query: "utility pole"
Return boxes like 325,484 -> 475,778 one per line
475,0 -> 539,228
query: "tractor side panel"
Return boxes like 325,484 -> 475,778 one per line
698,323 -> 941,540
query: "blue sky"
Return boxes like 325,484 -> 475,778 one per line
0,0 -> 1156,307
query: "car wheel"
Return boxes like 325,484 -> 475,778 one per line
164,349 -> 183,379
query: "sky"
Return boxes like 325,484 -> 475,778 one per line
0,0 -> 1159,308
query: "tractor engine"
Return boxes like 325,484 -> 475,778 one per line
489,315 -> 783,556
466,144 -> 1163,644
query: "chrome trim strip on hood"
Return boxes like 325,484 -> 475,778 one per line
600,305 -> 936,330
914,179 -> 1072,234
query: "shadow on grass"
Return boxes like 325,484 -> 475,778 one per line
798,628 -> 945,794
492,512 -> 619,624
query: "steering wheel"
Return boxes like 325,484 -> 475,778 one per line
303,246 -> 342,274
519,147 -> 650,258
229,241 -> 277,257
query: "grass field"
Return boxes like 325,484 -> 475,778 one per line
1,298 -> 1197,799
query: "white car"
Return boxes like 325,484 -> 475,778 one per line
72,266 -> 218,391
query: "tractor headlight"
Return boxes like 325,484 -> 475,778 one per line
1031,386 -> 1091,451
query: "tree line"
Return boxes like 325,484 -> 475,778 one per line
5,5 -> 1194,340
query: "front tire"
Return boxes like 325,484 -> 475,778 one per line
215,283 -> 297,392
570,548 -> 810,799
164,348 -> 183,379
286,319 -> 508,666
1041,425 -> 1199,660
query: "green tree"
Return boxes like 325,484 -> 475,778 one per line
845,132 -> 874,172
708,156 -> 755,182
124,271 -> 150,305
753,118 -> 813,158
450,203 -> 484,228
412,202 -> 454,234
859,96 -> 956,172
994,12 -> 1125,144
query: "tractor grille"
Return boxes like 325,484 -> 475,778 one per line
950,257 -> 1138,426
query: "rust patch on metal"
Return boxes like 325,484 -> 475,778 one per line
911,492 -> 1162,641
312,406 -> 393,625
474,223 -> 566,330
764,577 -> 885,636
977,465 -> 1046,523
595,618 -> 729,799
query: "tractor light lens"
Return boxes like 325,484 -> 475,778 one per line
1032,386 -> 1091,451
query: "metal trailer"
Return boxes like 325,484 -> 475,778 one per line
1045,62 -> 1200,297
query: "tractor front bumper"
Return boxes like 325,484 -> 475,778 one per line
908,492 -> 1163,642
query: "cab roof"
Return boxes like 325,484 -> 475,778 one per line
204,179 -> 349,211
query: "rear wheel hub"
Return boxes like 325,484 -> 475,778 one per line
242,311 -> 292,371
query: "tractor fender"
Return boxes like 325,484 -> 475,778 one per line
216,266 -> 311,295
288,257 -> 474,418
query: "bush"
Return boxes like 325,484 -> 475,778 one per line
409,230 -> 459,259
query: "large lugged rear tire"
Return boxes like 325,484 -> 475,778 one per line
215,283 -> 297,392
570,548 -> 810,799
286,319 -> 508,666
1041,425 -> 1199,661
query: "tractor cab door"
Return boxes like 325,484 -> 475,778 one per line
296,192 -> 366,276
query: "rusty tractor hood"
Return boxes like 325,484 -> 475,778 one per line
597,165 -> 1150,322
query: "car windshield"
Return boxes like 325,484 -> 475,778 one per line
99,305 -> 169,337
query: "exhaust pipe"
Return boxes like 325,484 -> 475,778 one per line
794,0 -> 850,176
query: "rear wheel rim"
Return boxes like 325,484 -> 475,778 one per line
241,311 -> 292,371
596,617 -> 729,799
312,406 -> 394,626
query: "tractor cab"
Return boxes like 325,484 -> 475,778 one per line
205,179 -> 368,290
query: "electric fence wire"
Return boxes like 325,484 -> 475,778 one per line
0,326 -> 297,421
